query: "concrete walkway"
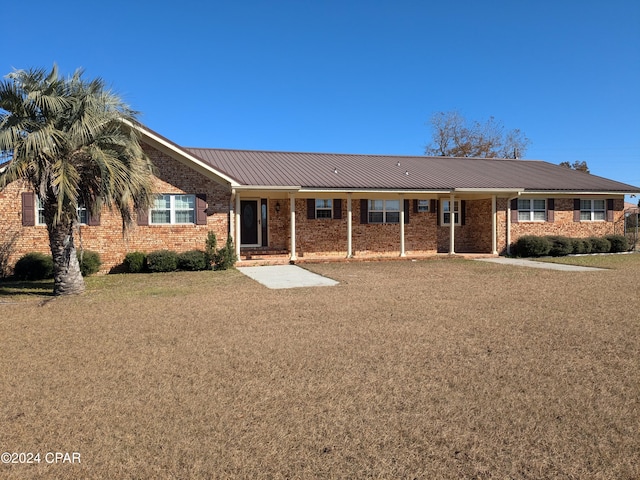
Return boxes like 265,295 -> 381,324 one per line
475,257 -> 605,271
237,265 -> 339,289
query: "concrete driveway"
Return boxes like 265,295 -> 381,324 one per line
237,265 -> 339,289
475,257 -> 605,271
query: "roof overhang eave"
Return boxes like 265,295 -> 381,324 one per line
234,185 -> 302,192
523,190 -> 640,196
453,188 -> 525,194
127,121 -> 239,187
300,188 -> 452,194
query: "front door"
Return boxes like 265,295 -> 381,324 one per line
240,200 -> 259,246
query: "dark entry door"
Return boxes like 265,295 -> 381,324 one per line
240,200 -> 259,245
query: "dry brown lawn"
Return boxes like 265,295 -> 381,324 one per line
1,255 -> 639,479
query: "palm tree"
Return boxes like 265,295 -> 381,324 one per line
0,65 -> 154,295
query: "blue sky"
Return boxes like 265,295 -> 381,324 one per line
4,0 -> 640,199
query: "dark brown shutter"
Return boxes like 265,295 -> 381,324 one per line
87,208 -> 101,226
404,199 -> 410,224
195,194 -> 207,225
606,199 -> 614,222
333,199 -> 342,219
307,199 -> 315,220
435,200 -> 440,226
547,198 -> 555,223
573,198 -> 581,222
360,199 -> 368,224
21,192 -> 36,226
137,206 -> 149,226
510,198 -> 518,223
413,199 -> 419,214
461,200 -> 466,226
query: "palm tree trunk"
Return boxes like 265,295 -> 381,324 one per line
48,219 -> 85,296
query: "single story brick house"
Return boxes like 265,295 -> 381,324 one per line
1,124 -> 638,273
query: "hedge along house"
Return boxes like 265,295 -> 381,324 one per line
1,123 -> 638,273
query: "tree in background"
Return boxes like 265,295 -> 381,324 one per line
559,160 -> 590,173
425,111 -> 530,158
0,65 -> 155,295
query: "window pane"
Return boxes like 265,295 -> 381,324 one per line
580,211 -> 591,221
316,209 -> 332,219
417,200 -> 429,212
369,200 -> 383,211
385,200 -> 400,211
316,199 -> 332,209
580,199 -> 591,210
593,211 -> 606,221
443,212 -> 451,224
518,211 -> 531,222
443,201 -> 451,213
369,211 -> 383,223
533,199 -> 546,210
151,211 -> 170,223
593,200 -> 605,210
533,211 -> 546,221
154,195 -> 170,209
174,195 -> 194,209
518,199 -> 530,210
175,210 -> 195,223
386,211 -> 400,223
77,208 -> 88,225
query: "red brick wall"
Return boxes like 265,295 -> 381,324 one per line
1,144 -> 232,274
501,197 -> 624,253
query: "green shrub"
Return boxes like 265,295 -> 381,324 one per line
545,236 -> 573,257
214,236 -> 237,270
77,250 -> 101,276
204,231 -> 217,269
514,235 -> 551,257
571,238 -> 591,254
13,252 -> 54,280
588,237 -> 611,254
124,251 -> 146,273
605,234 -> 629,253
177,250 -> 208,271
146,250 -> 178,273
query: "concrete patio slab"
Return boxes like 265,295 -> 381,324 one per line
237,265 -> 339,289
475,257 -> 605,271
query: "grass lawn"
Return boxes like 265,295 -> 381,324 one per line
1,256 -> 639,478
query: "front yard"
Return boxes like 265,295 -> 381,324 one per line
1,255 -> 639,478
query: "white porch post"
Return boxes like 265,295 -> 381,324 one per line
234,190 -> 241,258
491,195 -> 498,254
399,196 -> 406,257
347,193 -> 353,258
289,195 -> 297,261
449,194 -> 455,254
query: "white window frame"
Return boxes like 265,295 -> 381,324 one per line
518,198 -> 546,222
368,199 -> 400,224
580,199 -> 606,221
150,194 -> 196,225
36,197 -> 88,226
417,200 -> 430,212
315,199 -> 333,219
441,200 -> 460,226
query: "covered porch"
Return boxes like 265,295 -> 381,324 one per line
231,188 -> 519,263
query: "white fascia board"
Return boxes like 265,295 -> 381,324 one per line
523,191 -> 637,196
129,122 -> 239,187
299,188 -> 451,195
454,188 -> 525,194
234,185 -> 301,193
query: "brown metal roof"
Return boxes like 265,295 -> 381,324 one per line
185,147 -> 639,193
